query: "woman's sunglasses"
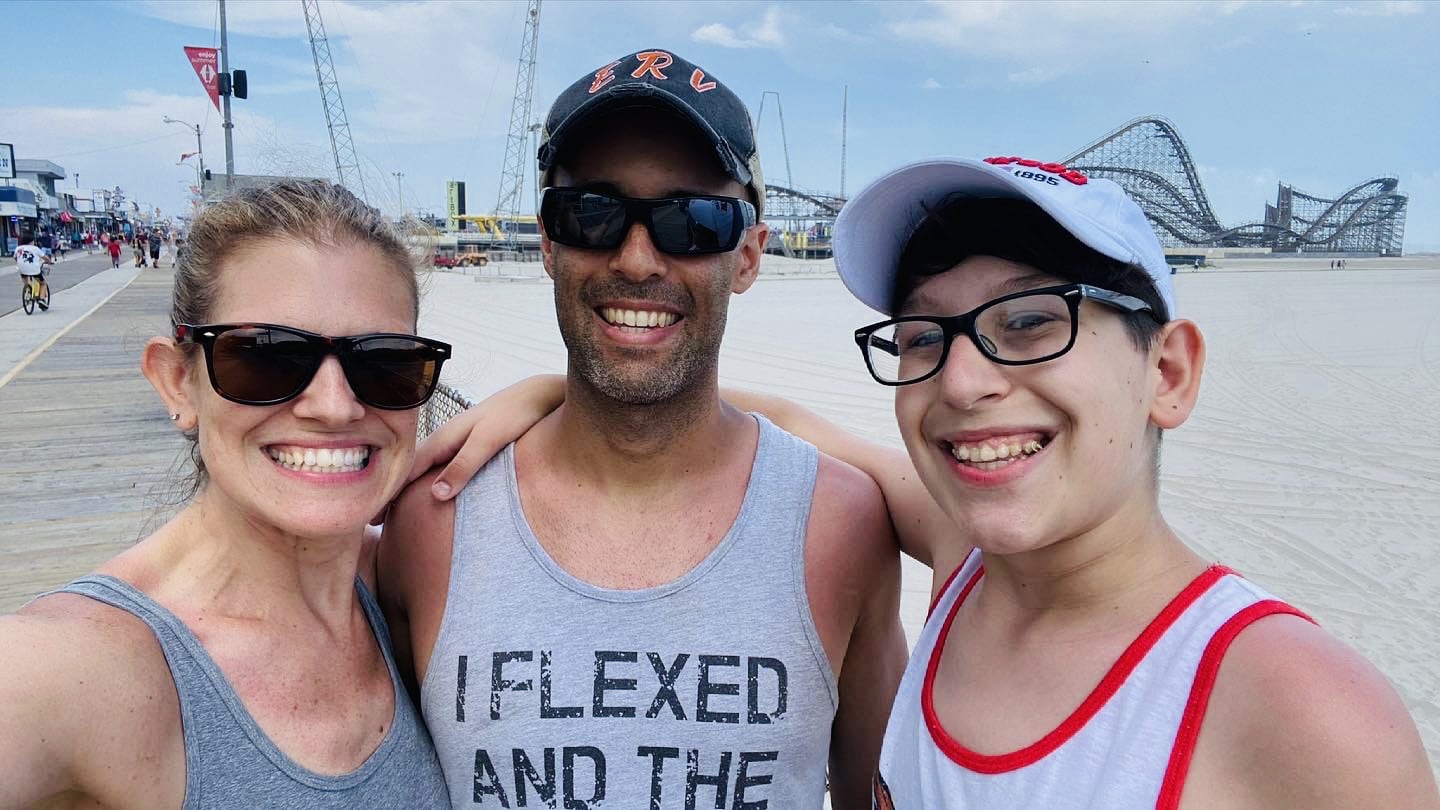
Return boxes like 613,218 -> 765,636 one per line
175,323 -> 451,410
539,187 -> 756,255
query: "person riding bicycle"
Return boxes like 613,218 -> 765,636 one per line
15,233 -> 52,313
15,233 -> 51,288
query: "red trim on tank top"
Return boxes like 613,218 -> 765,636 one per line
921,563 -> 1234,774
1155,599 -> 1314,809
928,548 -> 980,619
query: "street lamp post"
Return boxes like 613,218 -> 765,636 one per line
393,172 -> 405,217
163,117 -> 205,193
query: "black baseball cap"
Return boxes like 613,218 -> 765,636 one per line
538,48 -> 765,215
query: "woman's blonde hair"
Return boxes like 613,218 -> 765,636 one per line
169,178 -> 420,501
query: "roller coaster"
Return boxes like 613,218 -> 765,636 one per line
1062,116 -> 1407,255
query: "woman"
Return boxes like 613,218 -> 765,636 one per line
0,180 -> 452,808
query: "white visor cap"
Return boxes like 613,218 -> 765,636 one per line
833,157 -> 1176,319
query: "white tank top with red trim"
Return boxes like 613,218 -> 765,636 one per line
873,550 -> 1309,810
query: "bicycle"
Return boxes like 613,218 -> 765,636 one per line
20,263 -> 51,315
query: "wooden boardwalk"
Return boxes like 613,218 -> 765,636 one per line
0,269 -> 186,612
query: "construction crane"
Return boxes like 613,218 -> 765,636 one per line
302,0 -> 367,202
494,0 -> 542,251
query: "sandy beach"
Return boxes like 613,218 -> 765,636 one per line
419,256 -> 1440,772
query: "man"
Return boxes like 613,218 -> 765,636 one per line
148,228 -> 163,268
380,49 -> 905,808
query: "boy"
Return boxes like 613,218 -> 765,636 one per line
832,156 -> 1436,808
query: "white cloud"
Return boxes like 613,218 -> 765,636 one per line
133,0 -> 309,38
922,77 -> 943,90
1008,66 -> 1060,84
1335,1 -> 1423,16
887,0 -> 1253,72
129,1 -> 516,146
0,91 -> 302,219
693,22 -> 750,48
692,6 -> 788,49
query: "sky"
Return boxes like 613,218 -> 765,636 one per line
4,0 -> 1437,250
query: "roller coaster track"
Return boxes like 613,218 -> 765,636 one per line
1061,115 -> 1407,254
765,184 -> 845,221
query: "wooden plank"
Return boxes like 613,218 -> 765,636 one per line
0,270 -> 186,612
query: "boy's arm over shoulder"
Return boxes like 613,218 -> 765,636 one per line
0,598 -> 184,809
377,468 -> 458,700
727,389 -> 957,567
1190,612 -> 1439,809
805,453 -> 908,809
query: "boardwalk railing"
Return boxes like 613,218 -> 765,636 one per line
418,381 -> 473,440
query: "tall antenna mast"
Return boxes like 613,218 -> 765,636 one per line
840,84 -> 848,198
756,91 -> 794,190
302,0 -> 367,201
495,0 -> 542,250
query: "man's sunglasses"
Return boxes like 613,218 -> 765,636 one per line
175,323 -> 451,410
539,187 -> 757,255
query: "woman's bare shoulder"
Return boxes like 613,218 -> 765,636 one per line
1,593 -> 185,805
9,591 -> 179,715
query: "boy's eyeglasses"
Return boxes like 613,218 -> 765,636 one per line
539,187 -> 756,255
853,283 -> 1156,386
175,323 -> 451,410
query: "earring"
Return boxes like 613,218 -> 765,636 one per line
171,413 -> 180,421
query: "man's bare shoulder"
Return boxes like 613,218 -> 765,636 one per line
1193,612 -> 1438,808
2,594 -> 182,804
804,452 -> 901,606
809,452 -> 894,553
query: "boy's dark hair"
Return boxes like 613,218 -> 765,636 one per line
892,195 -> 1169,351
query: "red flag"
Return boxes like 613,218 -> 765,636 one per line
184,46 -> 221,112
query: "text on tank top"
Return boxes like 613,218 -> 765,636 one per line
423,415 -> 838,809
874,550 -> 1311,810
48,575 -> 449,809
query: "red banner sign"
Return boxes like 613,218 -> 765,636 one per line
184,46 -> 221,112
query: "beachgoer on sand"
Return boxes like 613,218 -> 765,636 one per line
0,180 -> 452,807
378,47 -> 906,807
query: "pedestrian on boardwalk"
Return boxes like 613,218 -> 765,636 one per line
148,228 -> 164,268
0,180 -> 453,808
132,236 -> 147,268
106,234 -> 122,268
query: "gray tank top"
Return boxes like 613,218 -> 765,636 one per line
51,575 -> 449,808
423,415 -> 837,809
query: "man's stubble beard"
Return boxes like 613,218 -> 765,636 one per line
552,251 -> 736,408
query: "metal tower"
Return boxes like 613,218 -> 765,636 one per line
494,0 -> 542,248
756,91 -> 794,190
302,0 -> 367,201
